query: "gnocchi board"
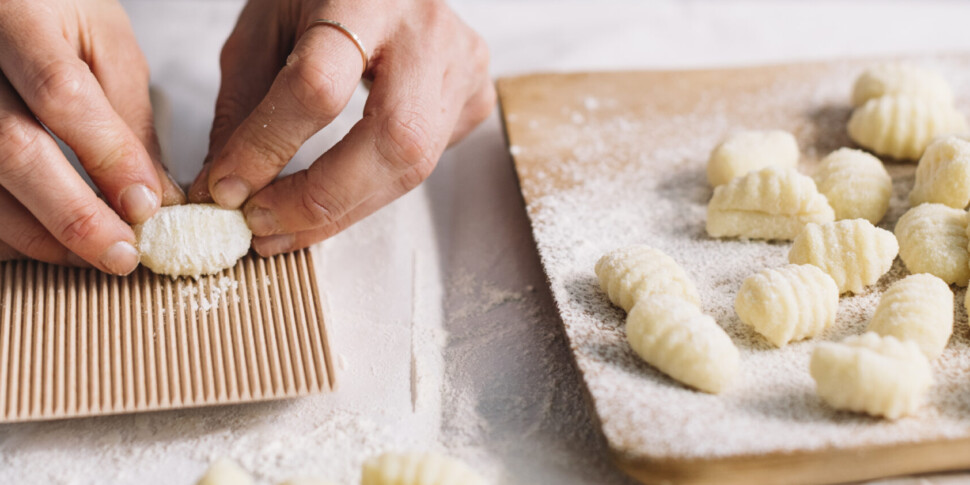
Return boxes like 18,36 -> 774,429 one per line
0,249 -> 335,422
497,55 -> 970,485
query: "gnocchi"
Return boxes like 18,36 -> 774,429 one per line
361,452 -> 486,485
867,274 -> 953,360
196,459 -> 253,485
734,264 -> 839,347
810,332 -> 932,419
814,148 -> 892,224
788,219 -> 898,294
909,136 -> 970,208
707,130 -> 799,186
706,167 -> 835,240
626,295 -> 739,394
851,63 -> 954,107
894,203 -> 970,286
847,95 -> 968,160
595,245 -> 700,312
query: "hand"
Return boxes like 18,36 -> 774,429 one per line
189,0 -> 494,256
0,0 -> 185,274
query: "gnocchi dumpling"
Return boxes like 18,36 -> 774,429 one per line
851,63 -> 954,107
894,203 -> 970,286
867,274 -> 953,360
814,148 -> 892,224
706,167 -> 835,241
361,452 -> 486,485
788,219 -> 898,294
196,459 -> 253,485
734,264 -> 839,347
707,130 -> 799,186
595,245 -> 700,312
847,95 -> 968,160
810,332 -> 932,419
909,136 -> 970,208
626,295 -> 739,394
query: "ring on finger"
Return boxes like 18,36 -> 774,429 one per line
305,19 -> 370,75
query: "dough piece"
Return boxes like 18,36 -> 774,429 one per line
706,167 -> 835,240
909,136 -> 970,208
361,452 -> 486,485
894,203 -> 970,286
788,219 -> 898,294
848,95 -> 968,160
196,459 -> 253,485
134,204 -> 253,278
595,245 -> 700,312
706,130 -> 799,186
626,295 -> 739,393
851,63 -> 954,107
810,332 -> 932,419
814,148 -> 892,223
867,274 -> 953,360
735,264 -> 839,347
278,479 -> 338,485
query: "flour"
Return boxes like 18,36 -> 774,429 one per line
178,276 -> 241,312
510,56 -> 970,461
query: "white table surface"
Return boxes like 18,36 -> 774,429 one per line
4,1 -> 970,483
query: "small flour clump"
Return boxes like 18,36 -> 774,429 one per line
179,277 -> 241,312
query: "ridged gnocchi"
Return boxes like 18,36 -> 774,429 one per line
909,136 -> 970,208
788,219 -> 899,294
867,274 -> 953,360
626,295 -> 739,394
595,245 -> 700,312
851,63 -> 954,107
707,130 -> 799,186
361,452 -> 486,485
894,203 -> 970,286
734,264 -> 839,347
810,332 -> 933,419
847,95 -> 968,160
814,148 -> 892,224
706,167 -> 835,241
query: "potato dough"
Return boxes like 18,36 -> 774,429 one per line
706,130 -> 799,186
867,274 -> 953,360
810,332 -> 932,420
626,295 -> 739,394
851,63 -> 954,107
848,95 -> 968,160
788,219 -> 898,294
735,264 -> 838,347
814,148 -> 891,224
196,459 -> 253,485
895,203 -> 970,286
909,136 -> 970,208
595,245 -> 700,312
278,478 -> 338,485
361,452 -> 486,485
134,204 -> 253,278
706,167 -> 835,241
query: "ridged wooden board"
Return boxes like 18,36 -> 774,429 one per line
0,249 -> 334,422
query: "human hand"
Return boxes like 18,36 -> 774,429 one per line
0,0 -> 185,274
189,0 -> 494,256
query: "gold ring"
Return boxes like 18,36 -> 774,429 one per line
305,19 -> 369,75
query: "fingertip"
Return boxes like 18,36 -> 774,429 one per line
253,233 -> 295,257
211,175 -> 251,209
188,164 -> 214,203
244,205 -> 282,236
161,171 -> 187,206
119,183 -> 161,224
98,241 -> 140,276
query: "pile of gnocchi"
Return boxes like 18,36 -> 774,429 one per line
598,63 -> 970,420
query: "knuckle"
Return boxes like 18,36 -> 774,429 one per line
29,59 -> 87,114
86,137 -> 141,175
299,173 -> 344,227
0,113 -> 41,177
287,58 -> 345,119
240,121 -> 299,168
379,111 -> 438,172
398,158 -> 436,191
55,202 -> 103,248
470,34 -> 490,72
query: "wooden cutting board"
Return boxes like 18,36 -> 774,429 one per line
497,55 -> 970,485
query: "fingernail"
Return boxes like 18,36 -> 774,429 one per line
211,175 -> 250,209
246,207 -> 281,235
99,241 -> 140,275
65,252 -> 92,268
119,184 -> 160,224
254,234 -> 295,257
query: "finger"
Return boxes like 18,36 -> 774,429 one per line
0,241 -> 22,262
206,16 -> 372,209
0,11 -> 162,224
241,34 -> 463,236
0,187 -> 88,267
0,77 -> 139,275
449,80 -> 496,145
188,162 -> 216,204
